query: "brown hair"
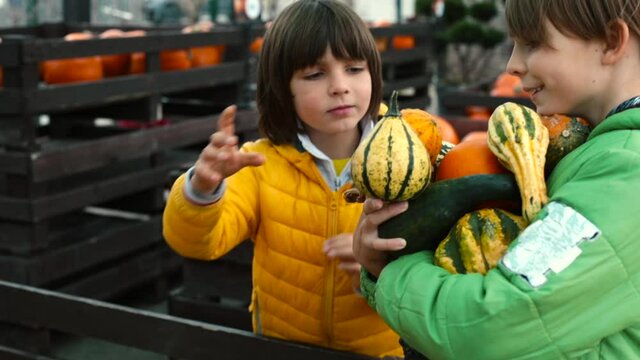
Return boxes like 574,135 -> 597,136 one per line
256,0 -> 382,145
506,0 -> 640,45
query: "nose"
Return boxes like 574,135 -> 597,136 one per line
329,72 -> 349,95
505,44 -> 525,78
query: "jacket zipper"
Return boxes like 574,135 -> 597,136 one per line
322,193 -> 339,346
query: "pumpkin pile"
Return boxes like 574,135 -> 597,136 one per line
350,95 -> 591,272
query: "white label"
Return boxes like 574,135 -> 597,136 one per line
501,202 -> 601,287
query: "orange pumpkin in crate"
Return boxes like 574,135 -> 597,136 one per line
190,45 -> 224,67
126,30 -> 147,74
461,130 -> 487,143
42,32 -> 104,85
183,22 -> 225,68
99,29 -> 130,77
249,36 -> 264,54
465,105 -> 492,121
392,35 -> 415,50
434,115 -> 460,145
161,50 -> 191,71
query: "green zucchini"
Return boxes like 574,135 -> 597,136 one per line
379,173 -> 521,260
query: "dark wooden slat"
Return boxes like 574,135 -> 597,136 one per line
0,164 -> 172,222
0,110 -> 258,180
21,30 -> 244,62
439,91 -> 534,116
0,344 -> 58,360
54,246 -> 171,300
14,62 -> 244,114
384,74 -> 431,94
0,280 -> 374,360
0,215 -> 161,285
381,46 -> 431,64
169,291 -> 252,332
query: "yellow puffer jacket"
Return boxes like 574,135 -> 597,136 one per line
163,139 -> 402,357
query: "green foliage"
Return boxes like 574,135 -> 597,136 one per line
469,1 -> 498,23
443,19 -> 483,45
442,0 -> 467,25
415,0 -> 433,16
480,27 -> 506,49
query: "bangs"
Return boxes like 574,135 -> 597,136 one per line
505,0 -> 547,44
286,2 -> 375,70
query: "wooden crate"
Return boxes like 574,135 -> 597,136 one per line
0,280 -> 375,359
372,22 -> 434,110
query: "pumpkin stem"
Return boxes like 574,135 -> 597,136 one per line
387,90 -> 401,117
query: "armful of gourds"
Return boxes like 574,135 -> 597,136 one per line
350,91 -> 591,274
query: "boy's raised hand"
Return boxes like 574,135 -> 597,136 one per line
191,105 -> 265,195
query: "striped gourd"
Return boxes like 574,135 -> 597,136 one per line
351,91 -> 432,201
487,103 -> 549,222
434,208 -> 527,274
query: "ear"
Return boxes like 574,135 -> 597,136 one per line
602,19 -> 630,65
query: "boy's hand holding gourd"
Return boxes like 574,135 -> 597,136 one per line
191,105 -> 266,194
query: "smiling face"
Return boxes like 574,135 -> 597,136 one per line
290,47 -> 372,144
506,20 -> 609,121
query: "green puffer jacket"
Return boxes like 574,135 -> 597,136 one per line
362,108 -> 640,359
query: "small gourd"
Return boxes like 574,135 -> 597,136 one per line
351,91 -> 432,201
540,114 -> 591,176
487,102 -> 549,222
434,208 -> 527,274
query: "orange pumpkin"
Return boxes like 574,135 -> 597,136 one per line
401,108 -> 443,164
434,115 -> 460,145
436,137 -> 508,181
392,35 -> 415,50
490,72 -> 530,98
191,45 -> 225,67
465,105 -> 491,122
42,32 -> 103,84
249,36 -> 264,54
126,30 -> 147,74
161,50 -> 191,72
436,136 -> 514,211
540,114 -> 591,175
99,29 -> 130,77
461,131 -> 487,143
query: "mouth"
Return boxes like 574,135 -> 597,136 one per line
524,85 -> 543,96
328,105 -> 354,115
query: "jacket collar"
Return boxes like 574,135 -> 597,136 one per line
589,108 -> 640,141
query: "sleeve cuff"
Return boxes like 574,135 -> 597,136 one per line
360,267 -> 379,309
183,167 -> 226,205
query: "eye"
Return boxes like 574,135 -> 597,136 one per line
303,71 -> 324,80
347,66 -> 366,74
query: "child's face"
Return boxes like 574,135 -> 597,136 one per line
290,47 -> 372,140
506,20 -> 608,121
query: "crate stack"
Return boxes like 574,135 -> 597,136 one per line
0,23 -> 253,303
372,22 -> 434,110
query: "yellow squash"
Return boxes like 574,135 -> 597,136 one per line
351,91 -> 432,201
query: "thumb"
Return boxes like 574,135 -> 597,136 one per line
217,105 -> 236,135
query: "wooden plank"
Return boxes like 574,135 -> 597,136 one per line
182,258 -> 252,301
0,280 -> 374,360
0,344 -> 58,360
0,163 -> 172,222
0,322 -> 51,355
54,245 -> 170,300
15,62 -> 245,115
439,91 -> 534,116
21,30 -> 244,62
0,110 -> 258,181
0,215 -> 161,285
169,291 -> 252,332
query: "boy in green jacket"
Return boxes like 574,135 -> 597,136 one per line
353,0 -> 640,359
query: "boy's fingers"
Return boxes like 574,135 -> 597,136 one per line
217,105 -> 237,135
